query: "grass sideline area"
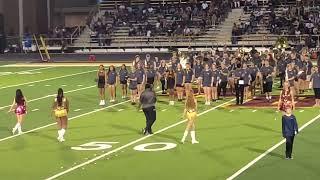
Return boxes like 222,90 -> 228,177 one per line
0,65 -> 319,180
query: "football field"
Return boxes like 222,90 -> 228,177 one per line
0,64 -> 319,180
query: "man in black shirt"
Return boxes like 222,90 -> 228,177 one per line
277,57 -> 287,88
139,84 -> 157,135
234,64 -> 245,105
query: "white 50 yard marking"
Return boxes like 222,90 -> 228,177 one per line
45,99 -> 235,180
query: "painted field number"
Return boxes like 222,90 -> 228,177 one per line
72,142 -> 177,152
71,142 -> 119,151
133,142 -> 177,152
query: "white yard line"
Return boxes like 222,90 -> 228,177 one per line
226,113 -> 320,180
31,109 -> 39,112
0,100 -> 131,143
0,85 -> 96,110
0,70 -> 96,90
74,109 -> 81,112
0,67 -> 54,77
45,99 -> 235,180
4,63 -> 132,67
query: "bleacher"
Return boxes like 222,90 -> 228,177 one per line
71,0 -> 236,50
235,0 -> 320,47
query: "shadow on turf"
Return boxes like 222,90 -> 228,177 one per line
246,147 -> 283,159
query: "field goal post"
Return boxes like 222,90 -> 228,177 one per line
33,34 -> 51,62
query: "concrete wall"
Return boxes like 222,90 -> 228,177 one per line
0,0 -> 3,14
0,0 -> 95,35
65,15 -> 87,27
2,0 -> 19,35
0,0 -> 48,35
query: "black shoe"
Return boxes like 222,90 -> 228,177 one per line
142,128 -> 147,135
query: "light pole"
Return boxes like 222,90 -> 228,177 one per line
47,0 -> 51,29
18,0 -> 23,38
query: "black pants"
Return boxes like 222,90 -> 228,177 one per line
160,79 -> 166,92
235,83 -> 245,105
279,72 -> 285,87
147,77 -> 155,85
218,81 -> 228,98
285,136 -> 295,158
143,106 -> 156,134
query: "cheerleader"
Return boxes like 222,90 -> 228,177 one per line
97,65 -> 107,106
8,89 -> 27,135
107,65 -> 117,102
167,69 -> 176,105
158,60 -> 167,94
146,64 -> 156,85
181,90 -> 199,144
200,64 -> 213,105
129,68 -> 138,105
136,63 -> 146,98
211,64 -> 220,102
119,64 -> 129,99
184,63 -> 194,97
194,58 -> 203,95
52,88 -> 69,142
175,63 -> 184,101
278,81 -> 295,114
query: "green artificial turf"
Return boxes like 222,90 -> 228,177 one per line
0,65 -> 319,180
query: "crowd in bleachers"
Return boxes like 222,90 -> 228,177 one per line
231,1 -> 320,47
89,0 -> 232,46
46,26 -> 84,46
269,5 -> 320,47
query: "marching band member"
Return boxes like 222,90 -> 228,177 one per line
158,60 -> 168,94
184,63 -> 194,97
211,64 -> 220,102
107,65 -> 117,102
119,64 -> 129,99
176,63 -> 185,101
200,64 -> 213,105
129,67 -> 138,105
167,68 -> 176,105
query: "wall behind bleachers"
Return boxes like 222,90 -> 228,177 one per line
54,0 -> 97,8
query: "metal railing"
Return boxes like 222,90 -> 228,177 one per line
4,34 -> 320,52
